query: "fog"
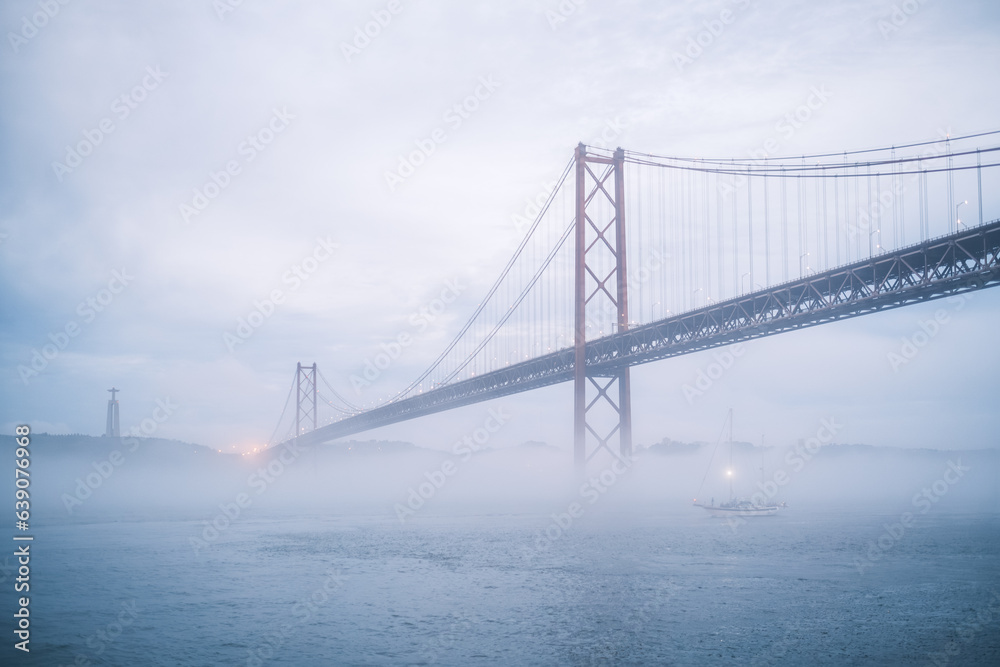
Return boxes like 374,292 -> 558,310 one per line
19,432 -> 998,525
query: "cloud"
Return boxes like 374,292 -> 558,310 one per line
1,0 -> 998,450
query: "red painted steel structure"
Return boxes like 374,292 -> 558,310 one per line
574,144 -> 632,470
281,219 -> 1000,452
295,362 -> 317,436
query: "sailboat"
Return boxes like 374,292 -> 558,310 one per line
693,409 -> 783,517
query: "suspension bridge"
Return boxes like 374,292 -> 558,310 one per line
267,131 -> 1000,470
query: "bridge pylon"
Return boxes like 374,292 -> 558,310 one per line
574,143 -> 632,472
295,362 -> 318,436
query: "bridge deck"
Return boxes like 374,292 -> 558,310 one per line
286,219 -> 1000,448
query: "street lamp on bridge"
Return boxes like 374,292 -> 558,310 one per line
799,252 -> 810,276
869,228 -> 882,256
956,200 -> 968,229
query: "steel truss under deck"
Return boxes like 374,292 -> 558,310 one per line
284,219 -> 1000,450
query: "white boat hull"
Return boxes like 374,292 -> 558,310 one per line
695,503 -> 781,517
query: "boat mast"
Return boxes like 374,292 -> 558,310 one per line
761,433 -> 765,484
728,408 -> 734,500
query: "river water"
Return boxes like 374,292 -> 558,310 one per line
9,507 -> 1000,666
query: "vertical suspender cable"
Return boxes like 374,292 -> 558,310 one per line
763,164 -> 770,286
801,158 -> 808,273
834,172 -> 840,266
635,163 -> 643,323
977,148 -> 983,226
866,163 -> 873,258
891,147 -> 899,249
781,168 -> 788,282
813,174 -> 820,269
853,161 -> 860,261
732,169 -> 738,296
875,171 -> 881,255
660,166 -> 666,317
822,176 -> 828,270
947,136 -> 954,233
917,158 -> 925,241
716,170 -> 723,299
747,166 -> 753,291
703,168 -> 710,304
898,155 -> 905,247
797,173 -> 804,276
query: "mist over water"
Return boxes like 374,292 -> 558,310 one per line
4,433 -> 998,665
23,433 -> 998,519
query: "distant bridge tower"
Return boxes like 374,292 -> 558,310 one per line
295,363 -> 318,436
105,387 -> 120,437
574,144 -> 632,471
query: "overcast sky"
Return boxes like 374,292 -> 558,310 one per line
2,0 -> 999,453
